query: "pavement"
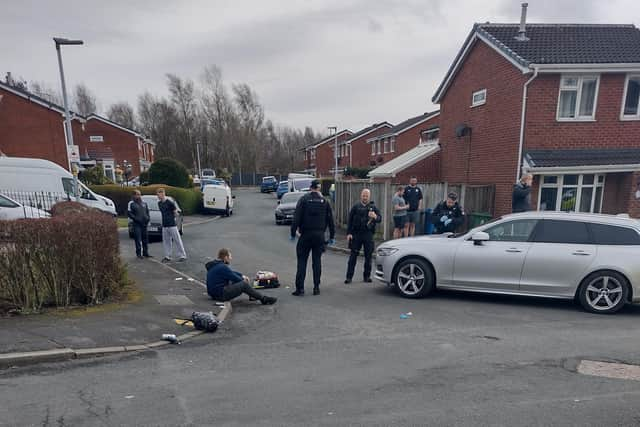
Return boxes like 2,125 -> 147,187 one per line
0,215 -> 231,367
3,188 -> 640,426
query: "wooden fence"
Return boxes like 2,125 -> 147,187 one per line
335,181 -> 494,240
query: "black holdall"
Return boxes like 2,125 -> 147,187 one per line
191,311 -> 219,332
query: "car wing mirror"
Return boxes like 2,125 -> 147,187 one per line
232,195 -> 236,199
471,231 -> 489,245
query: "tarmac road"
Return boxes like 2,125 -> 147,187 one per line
2,188 -> 640,426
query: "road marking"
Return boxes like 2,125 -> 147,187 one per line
183,216 -> 222,227
148,259 -> 206,289
577,360 -> 640,381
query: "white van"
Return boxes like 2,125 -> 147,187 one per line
287,173 -> 314,193
0,157 -> 117,215
202,183 -> 234,216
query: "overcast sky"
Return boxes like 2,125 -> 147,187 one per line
2,0 -> 638,133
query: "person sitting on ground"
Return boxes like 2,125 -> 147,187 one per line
205,248 -> 277,305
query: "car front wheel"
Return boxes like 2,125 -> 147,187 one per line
392,258 -> 434,299
578,271 -> 628,314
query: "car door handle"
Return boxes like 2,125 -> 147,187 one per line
572,251 -> 591,256
505,248 -> 522,253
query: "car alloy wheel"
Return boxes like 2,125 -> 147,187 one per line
579,271 -> 628,314
393,258 -> 434,298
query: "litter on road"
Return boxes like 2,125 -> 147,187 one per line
400,312 -> 413,319
175,277 -> 183,281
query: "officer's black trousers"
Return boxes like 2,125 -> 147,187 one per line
295,231 -> 325,291
346,232 -> 374,280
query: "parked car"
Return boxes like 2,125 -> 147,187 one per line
0,194 -> 50,220
275,191 -> 306,225
375,211 -> 640,314
200,178 -> 226,192
128,195 -> 183,239
276,180 -> 289,200
201,168 -> 216,179
289,177 -> 314,193
0,157 -> 116,216
202,183 -> 234,216
261,176 -> 278,193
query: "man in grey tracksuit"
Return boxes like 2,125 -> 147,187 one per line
157,188 -> 187,262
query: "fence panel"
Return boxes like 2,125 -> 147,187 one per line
0,190 -> 69,218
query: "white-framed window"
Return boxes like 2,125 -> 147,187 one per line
557,75 -> 599,121
471,89 -> 487,107
621,74 -> 640,120
310,149 -> 316,160
390,137 -> 395,153
538,174 -> 605,213
377,141 -> 381,155
371,141 -> 376,156
383,138 -> 389,153
420,128 -> 440,144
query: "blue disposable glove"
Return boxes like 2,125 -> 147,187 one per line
444,218 -> 452,226
289,235 -> 296,241
328,238 -> 336,246
440,215 -> 448,223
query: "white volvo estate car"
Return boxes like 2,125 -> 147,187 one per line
375,212 -> 640,314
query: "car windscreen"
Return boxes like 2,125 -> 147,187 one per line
282,192 -> 305,204
293,178 -> 313,191
263,177 -> 276,183
142,197 -> 160,210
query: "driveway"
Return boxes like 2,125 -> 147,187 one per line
2,188 -> 640,426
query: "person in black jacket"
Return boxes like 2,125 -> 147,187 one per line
432,192 -> 465,234
128,190 -> 151,259
290,180 -> 335,296
512,173 -> 533,213
345,188 -> 381,284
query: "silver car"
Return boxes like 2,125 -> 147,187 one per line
128,195 -> 183,239
375,212 -> 640,314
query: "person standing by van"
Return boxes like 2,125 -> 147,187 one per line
157,188 -> 187,262
128,190 -> 151,259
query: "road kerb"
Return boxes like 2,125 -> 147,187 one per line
0,348 -> 75,367
74,346 -> 127,359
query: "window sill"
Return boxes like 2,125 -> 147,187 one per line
556,118 -> 597,123
620,116 -> 640,121
470,102 -> 486,108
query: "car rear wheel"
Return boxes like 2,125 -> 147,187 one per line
392,258 -> 434,299
225,204 -> 230,217
578,271 -> 628,314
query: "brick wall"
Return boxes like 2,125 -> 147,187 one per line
438,40 -> 528,216
81,119 -> 143,176
315,133 -> 352,177
0,87 -> 70,170
350,126 -> 393,168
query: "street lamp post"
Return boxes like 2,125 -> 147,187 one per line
196,142 -> 203,178
328,126 -> 337,182
54,37 -> 83,198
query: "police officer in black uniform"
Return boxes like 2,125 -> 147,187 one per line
290,180 -> 335,296
345,188 -> 381,284
432,192 -> 465,234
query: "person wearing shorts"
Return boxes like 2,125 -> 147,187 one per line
404,177 -> 423,237
392,186 -> 408,239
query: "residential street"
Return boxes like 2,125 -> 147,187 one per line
2,188 -> 640,426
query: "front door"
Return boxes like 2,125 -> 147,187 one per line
453,219 -> 539,291
520,219 -> 596,297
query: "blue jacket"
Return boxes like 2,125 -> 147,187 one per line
206,259 -> 244,299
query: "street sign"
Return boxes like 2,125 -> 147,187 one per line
67,145 -> 80,162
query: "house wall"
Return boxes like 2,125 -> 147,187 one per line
349,126 -> 393,168
315,133 -> 352,177
438,40 -> 529,216
81,119 -> 143,176
0,87 -> 70,170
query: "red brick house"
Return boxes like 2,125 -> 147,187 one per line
0,81 -> 155,181
80,114 -> 155,180
0,81 -> 83,171
367,111 -> 440,182
431,21 -> 640,217
302,130 -> 352,177
346,122 -> 393,169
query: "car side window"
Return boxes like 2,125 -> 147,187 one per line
0,196 -> 20,208
533,220 -> 590,244
590,223 -> 640,245
484,219 -> 538,242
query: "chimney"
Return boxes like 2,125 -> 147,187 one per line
515,3 -> 529,41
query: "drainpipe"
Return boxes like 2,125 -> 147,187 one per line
516,66 -> 539,181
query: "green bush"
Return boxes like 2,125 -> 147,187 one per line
139,170 -> 150,185
90,184 -> 203,216
148,158 -> 191,188
80,165 -> 113,185
0,204 -> 128,312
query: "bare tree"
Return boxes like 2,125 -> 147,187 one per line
73,83 -> 98,116
30,81 -> 63,105
167,74 -> 198,169
138,92 -> 180,159
106,101 -> 136,130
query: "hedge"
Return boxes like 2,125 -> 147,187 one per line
90,184 -> 203,216
148,158 -> 191,188
0,202 -> 128,312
